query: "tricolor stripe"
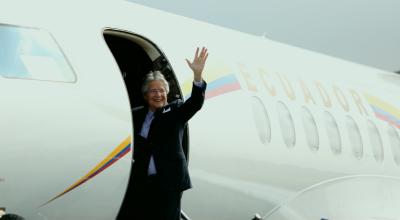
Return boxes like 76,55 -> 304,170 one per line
184,74 -> 241,99
42,136 -> 132,206
205,74 -> 241,99
365,93 -> 400,128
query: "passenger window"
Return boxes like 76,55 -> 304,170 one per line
366,120 -> 384,162
277,101 -> 296,148
301,106 -> 319,152
323,111 -> 342,154
251,96 -> 271,145
345,116 -> 363,159
387,124 -> 400,165
0,24 -> 76,82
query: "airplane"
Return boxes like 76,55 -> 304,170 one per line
1,0 -> 400,219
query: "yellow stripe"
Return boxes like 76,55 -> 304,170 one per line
41,135 -> 132,206
182,63 -> 232,96
81,135 -> 132,180
365,93 -> 400,119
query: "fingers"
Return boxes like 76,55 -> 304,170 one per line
185,59 -> 191,66
194,47 -> 199,60
194,47 -> 208,66
187,47 -> 208,69
199,47 -> 207,59
203,48 -> 208,60
195,47 -> 208,59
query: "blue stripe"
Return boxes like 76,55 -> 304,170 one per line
371,105 -> 400,125
184,74 -> 238,99
207,74 -> 237,91
89,144 -> 131,178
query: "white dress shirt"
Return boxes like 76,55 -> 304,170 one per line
139,110 -> 158,175
193,79 -> 205,87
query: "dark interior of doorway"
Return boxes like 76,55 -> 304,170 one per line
103,30 -> 189,149
104,33 -> 182,108
103,30 -> 189,155
103,29 -> 191,219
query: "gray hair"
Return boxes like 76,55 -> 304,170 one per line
141,70 -> 170,95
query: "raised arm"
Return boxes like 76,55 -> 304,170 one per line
177,47 -> 209,122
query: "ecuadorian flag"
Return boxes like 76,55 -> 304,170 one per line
182,73 -> 241,99
364,93 -> 400,128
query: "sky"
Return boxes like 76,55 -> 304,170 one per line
128,0 -> 400,72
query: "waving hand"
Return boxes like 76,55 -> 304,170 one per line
186,47 -> 209,82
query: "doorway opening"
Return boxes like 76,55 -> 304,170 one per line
103,28 -> 191,216
103,29 -> 183,107
103,29 -> 189,157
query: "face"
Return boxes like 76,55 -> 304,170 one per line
144,80 -> 168,112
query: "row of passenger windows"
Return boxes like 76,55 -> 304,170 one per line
251,96 -> 400,164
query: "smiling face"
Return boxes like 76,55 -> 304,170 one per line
144,80 -> 168,112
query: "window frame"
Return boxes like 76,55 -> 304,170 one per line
0,23 -> 77,83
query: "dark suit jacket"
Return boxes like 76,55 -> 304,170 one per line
131,82 -> 206,191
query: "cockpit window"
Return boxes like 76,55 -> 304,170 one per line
0,24 -> 76,82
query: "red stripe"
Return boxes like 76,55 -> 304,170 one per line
206,82 -> 241,99
376,113 -> 400,128
89,147 -> 131,179
52,147 -> 131,201
41,141 -> 132,207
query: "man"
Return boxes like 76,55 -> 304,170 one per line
118,47 -> 208,220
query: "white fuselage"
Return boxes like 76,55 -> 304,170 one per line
1,1 -> 400,220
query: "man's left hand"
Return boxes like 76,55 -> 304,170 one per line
186,47 -> 209,82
